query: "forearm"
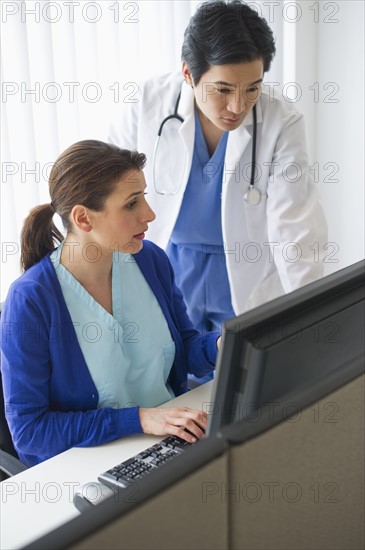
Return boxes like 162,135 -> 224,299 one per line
6,403 -> 142,466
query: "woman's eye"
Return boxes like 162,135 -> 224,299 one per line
125,193 -> 146,210
246,86 -> 261,100
217,88 -> 232,94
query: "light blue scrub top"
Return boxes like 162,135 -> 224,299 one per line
167,108 -> 235,333
51,245 -> 175,409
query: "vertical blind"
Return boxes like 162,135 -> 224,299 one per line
1,0 -> 305,300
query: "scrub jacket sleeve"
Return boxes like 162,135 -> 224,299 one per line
0,290 -> 143,466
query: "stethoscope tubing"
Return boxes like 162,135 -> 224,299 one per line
157,91 -> 184,136
250,101 -> 257,188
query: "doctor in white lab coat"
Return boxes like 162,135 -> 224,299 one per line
109,0 -> 327,332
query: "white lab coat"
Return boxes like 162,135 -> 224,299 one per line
109,72 -> 328,314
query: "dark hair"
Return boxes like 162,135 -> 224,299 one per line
21,140 -> 146,271
181,0 -> 276,84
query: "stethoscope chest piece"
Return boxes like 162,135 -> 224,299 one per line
244,185 -> 261,206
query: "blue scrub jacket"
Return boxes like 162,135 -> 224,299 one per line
0,240 -> 219,466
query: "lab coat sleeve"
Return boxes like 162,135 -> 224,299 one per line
266,110 -> 328,292
0,290 -> 143,467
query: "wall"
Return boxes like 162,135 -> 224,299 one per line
315,0 -> 364,273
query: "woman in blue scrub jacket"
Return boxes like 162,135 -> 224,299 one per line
108,0 -> 327,335
0,140 -> 220,467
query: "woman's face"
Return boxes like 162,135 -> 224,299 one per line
88,170 -> 156,254
183,60 -> 264,132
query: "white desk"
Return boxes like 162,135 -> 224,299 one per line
0,382 -> 214,550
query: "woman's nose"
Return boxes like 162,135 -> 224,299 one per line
227,93 -> 246,114
143,200 -> 156,223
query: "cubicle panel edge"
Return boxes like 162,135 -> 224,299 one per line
22,437 -> 228,550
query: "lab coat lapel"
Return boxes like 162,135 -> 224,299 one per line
222,101 -> 263,196
145,81 -> 195,248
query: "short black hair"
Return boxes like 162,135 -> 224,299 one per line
181,0 -> 276,84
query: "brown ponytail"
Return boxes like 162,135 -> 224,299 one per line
20,204 -> 64,271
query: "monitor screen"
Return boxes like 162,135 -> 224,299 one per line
207,260 -> 365,437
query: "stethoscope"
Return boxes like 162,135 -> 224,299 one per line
153,87 -> 261,205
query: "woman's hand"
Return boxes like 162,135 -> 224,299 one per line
139,407 -> 207,443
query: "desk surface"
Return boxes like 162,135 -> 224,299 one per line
0,381 -> 214,550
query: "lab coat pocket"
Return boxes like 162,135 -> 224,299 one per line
163,341 -> 176,383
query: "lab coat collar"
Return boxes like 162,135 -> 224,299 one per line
223,99 -> 263,196
224,100 -> 262,179
177,81 -> 196,182
179,79 -> 195,117
242,98 -> 262,126
178,80 -> 195,141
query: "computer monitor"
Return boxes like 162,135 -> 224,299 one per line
207,259 -> 365,436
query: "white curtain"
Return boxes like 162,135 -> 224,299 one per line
2,1 -> 363,300
0,0 -> 198,299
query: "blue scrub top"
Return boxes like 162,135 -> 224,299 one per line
51,246 -> 175,408
167,108 -> 235,334
171,109 -> 228,246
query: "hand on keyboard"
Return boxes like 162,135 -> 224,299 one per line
138,406 -> 207,443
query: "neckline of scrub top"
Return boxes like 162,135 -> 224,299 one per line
50,243 -> 126,329
194,107 -> 228,170
169,108 -> 229,245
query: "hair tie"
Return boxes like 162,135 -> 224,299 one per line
50,202 -> 56,213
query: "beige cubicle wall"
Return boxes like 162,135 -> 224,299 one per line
71,451 -> 229,550
228,374 -> 365,550
69,374 -> 364,550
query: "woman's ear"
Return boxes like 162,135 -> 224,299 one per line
182,62 -> 194,88
70,205 -> 93,233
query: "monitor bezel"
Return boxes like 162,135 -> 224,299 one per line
207,260 -> 365,437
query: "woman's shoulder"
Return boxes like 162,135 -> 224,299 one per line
138,239 -> 168,261
4,254 -> 58,306
134,240 -> 173,281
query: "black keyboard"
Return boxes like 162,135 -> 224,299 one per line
98,435 -> 192,490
